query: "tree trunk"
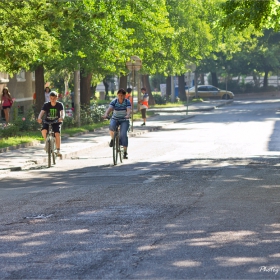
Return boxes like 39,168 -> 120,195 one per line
252,72 -> 260,88
263,70 -> 269,88
178,74 -> 186,101
142,74 -> 155,105
200,73 -> 205,85
35,64 -> 45,116
80,70 -> 92,105
119,75 -> 127,90
103,78 -> 109,99
211,72 -> 218,87
166,76 -> 171,101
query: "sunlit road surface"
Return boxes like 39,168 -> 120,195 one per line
1,99 -> 280,279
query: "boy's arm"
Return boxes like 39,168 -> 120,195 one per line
125,107 -> 131,118
59,109 -> 65,122
37,110 -> 45,123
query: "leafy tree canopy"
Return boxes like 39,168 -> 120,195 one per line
221,0 -> 280,31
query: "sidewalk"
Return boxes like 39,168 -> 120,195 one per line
0,99 -> 233,172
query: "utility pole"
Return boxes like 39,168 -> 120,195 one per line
74,66 -> 80,127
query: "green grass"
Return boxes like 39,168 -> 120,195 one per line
191,98 -> 204,102
0,134 -> 43,149
151,99 -> 203,108
62,121 -> 109,136
151,102 -> 185,108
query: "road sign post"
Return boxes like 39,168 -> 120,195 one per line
125,56 -> 142,132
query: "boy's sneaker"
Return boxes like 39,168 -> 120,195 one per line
141,123 -> 146,126
56,150 -> 62,157
109,139 -> 113,147
123,152 -> 128,159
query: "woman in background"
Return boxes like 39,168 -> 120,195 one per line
1,87 -> 13,124
45,86 -> 51,102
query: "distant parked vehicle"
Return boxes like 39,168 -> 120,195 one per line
186,85 -> 234,100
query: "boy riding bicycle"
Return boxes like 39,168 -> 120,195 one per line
103,88 -> 131,159
37,91 -> 65,156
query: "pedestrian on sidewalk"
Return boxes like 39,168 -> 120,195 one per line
44,86 -> 51,103
37,91 -> 65,156
126,88 -> 133,105
1,87 -> 13,125
138,87 -> 149,126
103,88 -> 131,159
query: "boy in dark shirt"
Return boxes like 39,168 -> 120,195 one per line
37,91 -> 65,156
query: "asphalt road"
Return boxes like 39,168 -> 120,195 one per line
1,98 -> 280,279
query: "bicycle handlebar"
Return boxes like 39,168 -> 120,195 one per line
104,116 -> 130,121
43,119 -> 59,125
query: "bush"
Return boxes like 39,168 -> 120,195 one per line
12,108 -> 40,132
80,102 -> 106,125
63,116 -> 76,128
0,124 -> 19,138
154,93 -> 166,105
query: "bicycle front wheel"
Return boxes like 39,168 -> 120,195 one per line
52,138 -> 56,165
47,139 -> 51,168
113,134 -> 118,165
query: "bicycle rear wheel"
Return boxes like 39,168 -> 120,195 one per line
113,133 -> 118,165
47,139 -> 51,168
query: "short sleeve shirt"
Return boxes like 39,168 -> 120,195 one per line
140,93 -> 149,109
41,101 -> 64,121
109,98 -> 131,120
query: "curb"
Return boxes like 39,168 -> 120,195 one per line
0,140 -> 41,154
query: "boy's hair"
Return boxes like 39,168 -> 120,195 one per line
126,88 -> 132,93
49,91 -> 58,97
141,87 -> 146,91
117,88 -> 126,95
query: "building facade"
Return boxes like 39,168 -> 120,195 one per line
0,70 -> 35,120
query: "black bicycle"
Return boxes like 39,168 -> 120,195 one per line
43,120 -> 58,168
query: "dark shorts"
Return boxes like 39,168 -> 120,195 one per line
141,108 -> 146,118
2,106 -> 11,110
41,123 -> 62,133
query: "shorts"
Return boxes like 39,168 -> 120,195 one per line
2,106 -> 11,110
41,122 -> 62,134
141,108 -> 146,118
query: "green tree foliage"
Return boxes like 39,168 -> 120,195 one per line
0,0 -> 58,73
221,0 -> 280,31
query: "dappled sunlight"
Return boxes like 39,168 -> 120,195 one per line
185,230 -> 256,248
215,256 -> 267,266
0,252 -> 27,258
62,229 -> 89,234
173,260 -> 201,267
0,231 -> 54,241
243,177 -> 260,181
22,241 -> 46,246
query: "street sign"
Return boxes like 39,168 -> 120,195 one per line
126,56 -> 142,71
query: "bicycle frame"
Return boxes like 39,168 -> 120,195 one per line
44,120 -> 58,167
113,122 -> 123,165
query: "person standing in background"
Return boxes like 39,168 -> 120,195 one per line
33,92 -> 36,104
138,87 -> 149,126
70,91 -> 75,108
44,87 -> 51,103
126,88 -> 133,104
1,87 -> 13,125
